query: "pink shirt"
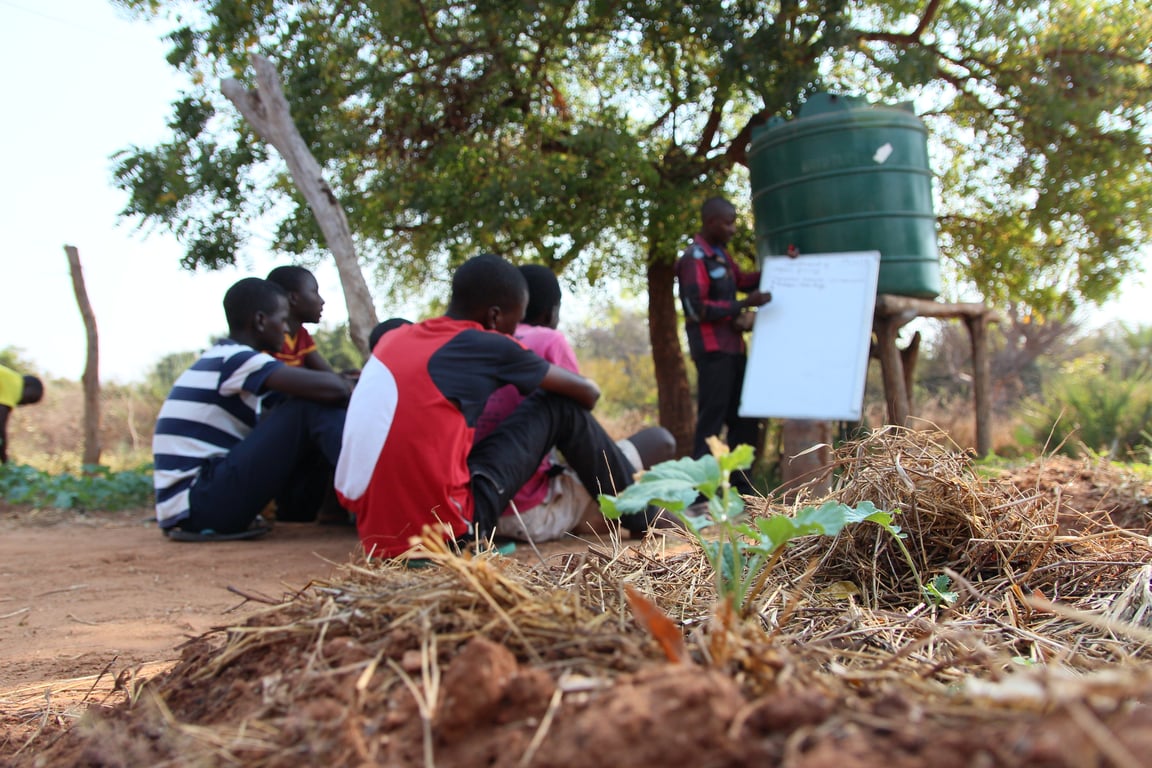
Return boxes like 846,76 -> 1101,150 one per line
473,324 -> 580,514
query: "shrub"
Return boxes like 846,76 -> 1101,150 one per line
1025,359 -> 1152,458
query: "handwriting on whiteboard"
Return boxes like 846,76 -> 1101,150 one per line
740,251 -> 881,421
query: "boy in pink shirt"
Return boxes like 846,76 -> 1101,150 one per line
474,265 -> 676,541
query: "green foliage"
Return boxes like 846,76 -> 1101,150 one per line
922,574 -> 958,606
140,350 -> 201,400
930,0 -> 1152,316
113,0 -> 1152,320
0,462 -> 154,511
0,347 -> 39,375
312,324 -> 364,372
113,0 -> 1152,444
579,354 -> 659,420
600,442 -> 901,613
1019,323 -> 1152,458
1025,362 -> 1152,458
568,306 -> 663,420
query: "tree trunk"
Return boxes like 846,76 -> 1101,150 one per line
222,54 -> 378,354
63,245 -> 101,468
647,256 -> 694,456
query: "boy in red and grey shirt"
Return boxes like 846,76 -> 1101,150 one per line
336,254 -> 667,559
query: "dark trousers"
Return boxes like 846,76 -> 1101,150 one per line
692,352 -> 760,492
184,398 -> 346,534
468,391 -> 647,536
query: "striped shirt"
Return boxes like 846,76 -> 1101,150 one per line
151,341 -> 282,527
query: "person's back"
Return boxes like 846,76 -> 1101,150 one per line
472,265 -> 676,541
473,323 -> 578,516
337,256 -> 552,557
0,365 -> 43,464
475,264 -> 578,437
336,254 -> 667,560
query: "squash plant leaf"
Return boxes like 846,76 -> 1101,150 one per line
599,454 -> 722,519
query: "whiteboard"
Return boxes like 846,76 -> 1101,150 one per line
739,251 -> 880,420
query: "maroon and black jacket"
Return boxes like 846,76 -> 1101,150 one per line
675,234 -> 761,359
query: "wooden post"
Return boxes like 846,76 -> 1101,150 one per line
873,295 -> 996,455
900,330 -> 921,416
779,419 -> 832,498
64,245 -> 101,468
874,316 -> 910,426
966,314 -> 992,457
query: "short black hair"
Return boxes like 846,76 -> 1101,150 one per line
223,278 -> 287,332
20,375 -> 43,405
266,265 -> 314,293
701,196 -> 734,222
449,254 -> 527,317
368,318 -> 413,351
520,265 -> 562,325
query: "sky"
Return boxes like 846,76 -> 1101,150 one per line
1,0 -> 1150,383
0,0 -> 351,383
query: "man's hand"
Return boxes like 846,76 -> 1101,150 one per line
732,310 -> 756,333
740,290 -> 772,309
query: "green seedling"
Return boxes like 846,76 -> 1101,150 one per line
923,574 -> 959,606
600,439 -> 904,615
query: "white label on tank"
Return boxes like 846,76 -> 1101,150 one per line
873,143 -> 894,164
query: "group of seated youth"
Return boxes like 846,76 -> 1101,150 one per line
151,258 -> 677,553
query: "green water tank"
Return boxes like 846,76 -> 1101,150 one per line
749,93 -> 941,297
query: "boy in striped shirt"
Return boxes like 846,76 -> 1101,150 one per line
152,278 -> 350,541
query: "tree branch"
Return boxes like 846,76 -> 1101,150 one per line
222,54 -> 378,353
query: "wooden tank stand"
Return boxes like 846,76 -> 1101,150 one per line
872,295 -> 997,457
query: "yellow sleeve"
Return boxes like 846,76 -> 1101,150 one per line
0,365 -> 24,409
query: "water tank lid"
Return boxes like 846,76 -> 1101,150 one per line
799,92 -> 916,118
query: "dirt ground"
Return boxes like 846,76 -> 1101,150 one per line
3,454 -> 1143,695
0,507 -> 365,692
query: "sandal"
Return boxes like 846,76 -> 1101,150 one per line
163,518 -> 271,543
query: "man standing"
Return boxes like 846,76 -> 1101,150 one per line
675,197 -> 771,491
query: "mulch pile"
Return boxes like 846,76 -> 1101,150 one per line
6,427 -> 1152,767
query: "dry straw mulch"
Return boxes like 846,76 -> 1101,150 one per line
10,427 -> 1152,767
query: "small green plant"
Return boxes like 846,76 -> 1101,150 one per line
600,438 -> 904,615
0,462 -> 154,511
923,574 -> 959,606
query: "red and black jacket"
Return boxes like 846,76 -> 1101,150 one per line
675,235 -> 761,359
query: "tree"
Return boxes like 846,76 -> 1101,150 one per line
113,0 -> 1152,449
0,347 -> 38,374
313,323 -> 365,373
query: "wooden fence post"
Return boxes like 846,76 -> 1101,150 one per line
63,244 -> 101,468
